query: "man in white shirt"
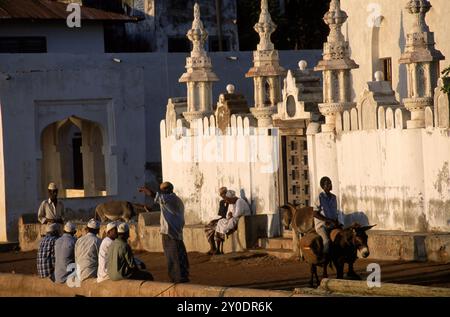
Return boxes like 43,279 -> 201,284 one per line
97,222 -> 118,283
75,219 -> 101,282
215,190 -> 251,254
38,182 -> 64,224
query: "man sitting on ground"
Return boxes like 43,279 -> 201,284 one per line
97,221 -> 118,283
107,223 -> 154,281
54,221 -> 77,283
37,223 -> 60,280
74,219 -> 101,281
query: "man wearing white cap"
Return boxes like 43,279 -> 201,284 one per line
37,223 -> 60,279
107,223 -> 153,281
37,182 -> 64,225
214,190 -> 251,254
74,218 -> 101,281
54,222 -> 77,283
97,222 -> 118,283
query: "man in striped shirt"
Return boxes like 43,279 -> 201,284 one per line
37,223 -> 60,280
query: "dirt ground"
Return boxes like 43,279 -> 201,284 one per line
1,250 -> 450,290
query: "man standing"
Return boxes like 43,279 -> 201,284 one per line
38,182 -> 64,225
204,187 -> 229,255
139,182 -> 189,283
313,176 -> 340,261
37,223 -> 60,280
75,219 -> 101,281
54,222 -> 77,284
107,223 -> 153,281
97,222 -> 118,283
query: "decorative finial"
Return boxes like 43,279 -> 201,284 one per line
226,84 -> 235,94
323,0 -> 347,44
374,71 -> 384,82
187,3 -> 208,58
254,0 -> 276,51
406,0 -> 431,33
298,60 -> 308,71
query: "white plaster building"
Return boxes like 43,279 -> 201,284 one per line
341,0 -> 450,102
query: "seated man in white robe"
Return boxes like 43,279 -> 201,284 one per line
214,190 -> 251,254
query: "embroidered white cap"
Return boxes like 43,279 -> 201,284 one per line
106,221 -> 118,233
48,182 -> 58,190
64,221 -> 76,233
117,223 -> 129,233
225,190 -> 236,198
87,218 -> 100,230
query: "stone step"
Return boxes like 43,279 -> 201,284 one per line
265,248 -> 295,260
249,248 -> 295,260
282,230 -> 293,239
0,242 -> 19,252
258,237 -> 293,250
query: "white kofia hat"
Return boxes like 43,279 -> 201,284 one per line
48,182 -> 58,190
117,223 -> 129,233
46,223 -> 59,233
225,190 -> 236,198
64,222 -> 76,233
106,221 -> 118,233
87,218 -> 100,230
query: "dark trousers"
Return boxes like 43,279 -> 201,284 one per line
162,234 -> 190,283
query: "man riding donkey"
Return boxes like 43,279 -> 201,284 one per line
290,176 -> 375,287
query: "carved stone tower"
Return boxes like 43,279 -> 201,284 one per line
245,0 -> 285,127
179,3 -> 219,125
314,0 -> 359,133
399,0 -> 445,129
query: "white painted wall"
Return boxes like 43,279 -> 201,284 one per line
160,116 -> 281,237
308,126 -> 450,232
341,0 -> 450,102
0,21 -> 105,53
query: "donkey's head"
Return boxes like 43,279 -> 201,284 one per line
348,223 -> 376,258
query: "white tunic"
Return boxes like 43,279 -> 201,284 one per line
215,198 -> 250,235
75,232 -> 101,281
96,237 -> 114,283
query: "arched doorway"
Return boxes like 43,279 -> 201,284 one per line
40,116 -> 107,198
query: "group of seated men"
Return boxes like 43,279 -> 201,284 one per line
37,219 -> 153,284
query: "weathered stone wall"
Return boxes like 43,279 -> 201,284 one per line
308,126 -> 450,233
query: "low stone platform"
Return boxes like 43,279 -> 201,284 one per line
18,212 -> 268,254
0,242 -> 19,253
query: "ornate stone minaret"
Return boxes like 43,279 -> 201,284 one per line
179,3 -> 219,124
314,0 -> 359,133
246,0 -> 285,127
399,0 -> 444,129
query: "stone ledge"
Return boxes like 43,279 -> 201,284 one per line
0,273 -> 293,297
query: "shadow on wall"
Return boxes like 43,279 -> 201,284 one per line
397,10 -> 407,100
339,210 -> 370,227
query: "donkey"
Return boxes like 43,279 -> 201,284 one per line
299,222 -> 376,287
